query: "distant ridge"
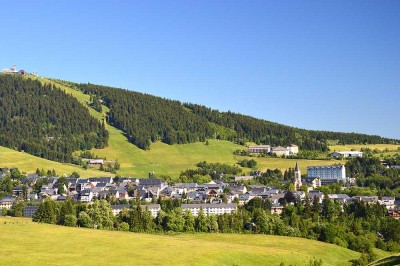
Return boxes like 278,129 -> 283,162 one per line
51,78 -> 399,151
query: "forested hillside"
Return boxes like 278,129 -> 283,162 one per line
184,103 -> 398,150
59,80 -> 398,151
0,75 -> 108,162
76,83 -> 217,149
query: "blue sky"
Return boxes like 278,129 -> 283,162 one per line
1,1 -> 399,139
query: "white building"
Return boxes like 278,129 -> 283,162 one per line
287,145 -> 299,155
2,65 -> 18,74
272,146 -> 290,156
234,176 -> 254,182
330,151 -> 363,159
378,197 -> 396,210
248,144 -> 298,156
248,145 -> 271,154
79,190 -> 93,203
0,197 -> 14,210
307,165 -> 346,184
111,204 -> 161,217
181,203 -> 237,216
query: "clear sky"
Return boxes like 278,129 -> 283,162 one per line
1,1 -> 399,139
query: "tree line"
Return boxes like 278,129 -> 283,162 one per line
51,79 -> 399,152
31,195 -> 400,264
184,103 -> 399,151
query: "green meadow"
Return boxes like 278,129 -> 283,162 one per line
0,146 -> 108,178
0,217 -> 362,266
329,144 -> 400,152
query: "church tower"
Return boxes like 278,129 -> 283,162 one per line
294,161 -> 302,191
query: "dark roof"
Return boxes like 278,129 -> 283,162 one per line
295,161 -> 300,172
27,173 -> 39,179
0,197 -> 14,203
88,177 -> 113,183
111,204 -> 130,210
95,183 -> 108,188
67,178 -> 78,184
139,178 -> 165,186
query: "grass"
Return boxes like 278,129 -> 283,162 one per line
0,216 -> 362,266
329,144 -> 400,152
0,146 -> 108,178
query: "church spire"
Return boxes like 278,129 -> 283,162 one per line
295,161 -> 300,172
294,161 -> 302,191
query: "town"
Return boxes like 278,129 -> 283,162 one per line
1,158 -> 399,220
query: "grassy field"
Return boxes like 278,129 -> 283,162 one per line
329,144 -> 400,152
0,146 -> 108,178
0,217 -> 362,266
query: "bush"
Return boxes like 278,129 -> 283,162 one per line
118,222 -> 129,231
64,214 -> 77,227
387,241 -> 400,252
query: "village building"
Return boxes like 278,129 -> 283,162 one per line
272,146 -> 290,156
330,151 -> 363,159
111,204 -> 161,217
0,197 -> 14,210
181,203 -> 237,216
234,175 -> 254,182
248,145 -> 271,154
23,206 -> 39,218
378,197 -> 396,210
307,164 -> 347,184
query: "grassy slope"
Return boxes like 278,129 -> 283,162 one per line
4,77 -> 336,178
369,253 -> 400,266
0,217 -> 361,266
329,144 -> 400,152
0,146 -> 106,178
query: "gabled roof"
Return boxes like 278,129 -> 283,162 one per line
0,197 -> 14,203
67,178 -> 78,184
95,183 -> 108,188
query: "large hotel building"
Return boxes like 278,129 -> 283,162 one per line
307,164 -> 347,184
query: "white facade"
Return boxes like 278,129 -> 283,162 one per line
181,203 -> 237,216
330,151 -> 363,159
272,146 -> 290,156
248,145 -> 271,154
378,197 -> 396,210
307,165 -> 346,184
287,145 -> 299,155
111,204 -> 161,217
0,197 -> 14,210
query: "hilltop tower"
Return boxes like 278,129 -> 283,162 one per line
294,161 -> 302,191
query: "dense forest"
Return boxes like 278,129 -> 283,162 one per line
184,103 -> 399,150
56,80 -> 398,151
0,75 -> 108,162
